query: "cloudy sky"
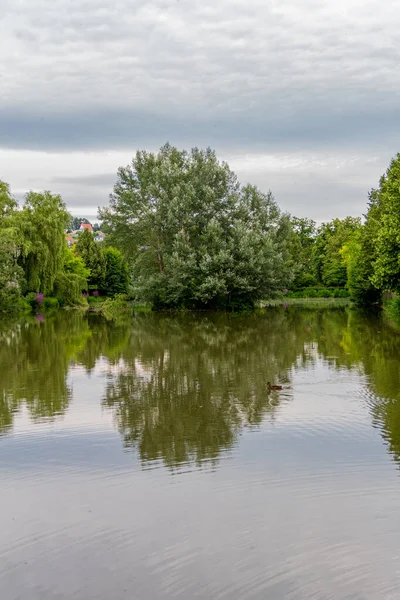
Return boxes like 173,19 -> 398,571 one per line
1,0 -> 399,222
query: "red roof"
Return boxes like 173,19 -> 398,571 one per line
80,223 -> 93,231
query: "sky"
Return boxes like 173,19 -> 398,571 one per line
1,0 -> 399,222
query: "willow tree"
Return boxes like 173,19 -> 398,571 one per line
100,143 -> 295,309
17,191 -> 70,294
53,247 -> 90,306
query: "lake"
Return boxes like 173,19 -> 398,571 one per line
1,307 -> 400,599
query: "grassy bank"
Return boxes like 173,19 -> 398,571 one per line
261,297 -> 350,308
1,294 -> 351,322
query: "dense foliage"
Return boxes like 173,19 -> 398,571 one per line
2,147 -> 400,314
100,143 -> 295,309
102,247 -> 130,296
289,153 -> 400,309
0,184 -> 129,313
289,217 -> 318,288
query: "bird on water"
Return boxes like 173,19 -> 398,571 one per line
267,382 -> 282,391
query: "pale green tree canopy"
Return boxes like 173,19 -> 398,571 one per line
100,143 -> 296,309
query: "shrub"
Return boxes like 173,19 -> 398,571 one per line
43,297 -> 59,309
286,287 -> 349,299
25,291 -> 46,310
26,291 -> 37,307
87,295 -> 104,306
101,294 -> 129,320
0,286 -> 29,315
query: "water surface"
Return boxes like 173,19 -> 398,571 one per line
1,308 -> 400,599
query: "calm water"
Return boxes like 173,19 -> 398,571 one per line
1,308 -> 400,599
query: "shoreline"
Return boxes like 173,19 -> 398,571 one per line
1,296 -> 351,322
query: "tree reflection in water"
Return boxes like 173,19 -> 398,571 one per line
2,307 -> 400,472
101,311 -> 321,468
0,313 -> 90,433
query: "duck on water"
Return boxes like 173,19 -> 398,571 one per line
267,382 -> 283,391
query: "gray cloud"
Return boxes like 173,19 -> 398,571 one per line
1,105 -> 400,152
1,0 -> 400,152
52,173 -> 116,186
1,0 -> 400,220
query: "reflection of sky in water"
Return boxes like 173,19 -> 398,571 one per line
1,320 -> 400,599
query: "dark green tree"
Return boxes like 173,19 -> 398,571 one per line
290,217 -> 317,289
102,247 -> 130,296
75,229 -> 106,289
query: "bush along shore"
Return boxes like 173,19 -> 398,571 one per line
2,145 -> 400,317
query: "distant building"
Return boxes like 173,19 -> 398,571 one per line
65,235 -> 75,248
80,223 -> 93,232
94,232 -> 105,242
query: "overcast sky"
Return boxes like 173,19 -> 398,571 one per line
1,0 -> 399,222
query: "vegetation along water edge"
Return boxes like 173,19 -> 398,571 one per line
1,144 -> 400,323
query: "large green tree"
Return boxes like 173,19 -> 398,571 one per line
100,143 -> 295,309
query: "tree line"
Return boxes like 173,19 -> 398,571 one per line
1,143 -> 400,312
0,183 -> 129,312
